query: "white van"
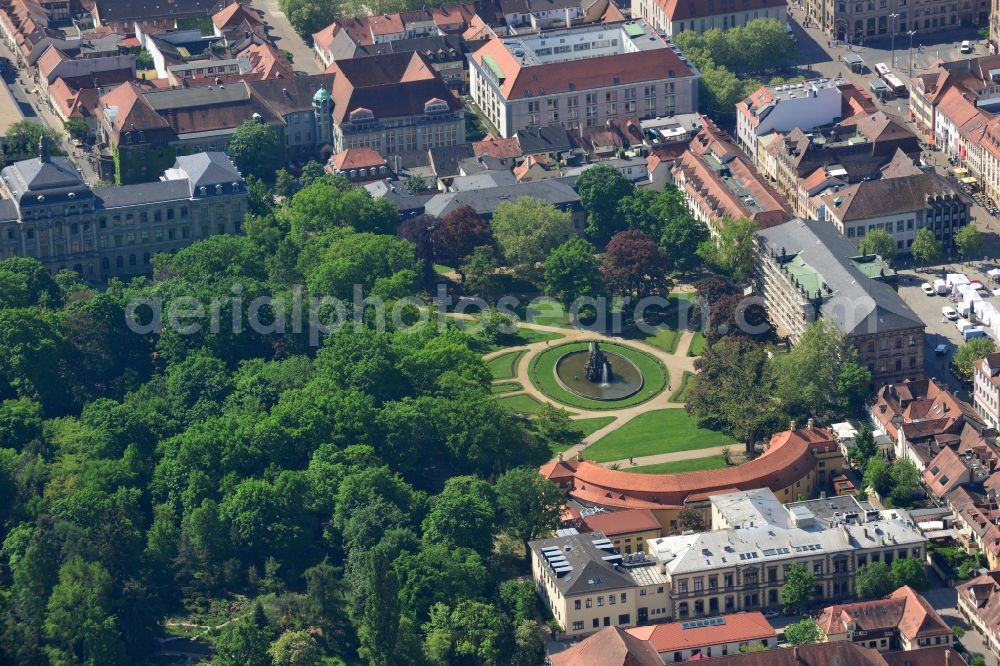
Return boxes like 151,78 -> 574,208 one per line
961,40 -> 973,54
933,279 -> 949,295
956,318 -> 974,333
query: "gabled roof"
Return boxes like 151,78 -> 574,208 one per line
698,642 -> 888,665
822,171 -> 969,222
100,81 -> 169,134
550,626 -> 662,666
93,0 -> 228,22
212,2 -> 262,29
473,135 -> 521,159
330,147 -> 387,171
580,509 -> 661,537
627,612 -> 775,653
325,51 -> 459,124
167,151 -> 242,190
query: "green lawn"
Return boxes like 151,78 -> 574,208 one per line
573,416 -> 617,438
584,409 -> 734,462
433,264 -> 454,275
529,341 -> 668,410
687,331 -> 706,357
623,294 -> 698,354
491,382 -> 524,394
525,298 -> 572,328
626,455 -> 727,474
487,350 -> 527,380
668,371 -> 696,403
464,323 -> 565,353
497,393 -> 545,415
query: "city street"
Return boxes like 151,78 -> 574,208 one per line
249,0 -> 322,74
0,39 -> 100,184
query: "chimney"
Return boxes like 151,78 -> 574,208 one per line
793,646 -> 800,663
807,418 -> 814,429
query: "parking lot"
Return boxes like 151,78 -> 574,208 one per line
895,264 -> 1000,395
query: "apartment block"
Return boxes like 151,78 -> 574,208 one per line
468,20 -> 699,137
803,0 -> 985,43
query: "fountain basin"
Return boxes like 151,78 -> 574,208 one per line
554,349 -> 644,401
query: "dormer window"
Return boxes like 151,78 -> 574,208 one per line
349,108 -> 374,123
424,98 -> 449,114
216,184 -> 223,194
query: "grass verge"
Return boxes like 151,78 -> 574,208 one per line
491,382 -> 524,394
625,455 -> 727,474
573,416 -> 617,438
487,349 -> 527,380
668,371 -> 696,403
584,409 -> 734,462
497,393 -> 545,415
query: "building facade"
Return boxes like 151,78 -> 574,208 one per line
755,219 -> 925,387
974,353 -> 1000,430
816,586 -> 953,652
649,489 -> 926,620
530,531 -> 668,638
819,172 -> 972,255
736,79 -> 848,158
803,0 -> 986,43
468,20 -> 699,137
0,146 -> 247,281
633,0 -> 787,36
326,51 -> 464,154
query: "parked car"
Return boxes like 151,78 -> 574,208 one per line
763,610 -> 780,619
971,280 -> 984,290
943,306 -> 959,320
961,40 -> 973,54
921,282 -> 935,295
935,343 -> 950,355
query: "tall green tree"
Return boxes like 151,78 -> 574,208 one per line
857,228 -> 897,265
214,602 -> 275,666
269,629 -> 322,666
772,319 -> 871,416
491,197 -> 574,271
847,426 -> 878,469
4,120 -> 65,158
891,557 -> 929,591
953,337 -> 996,381
956,224 -> 984,261
576,165 -> 635,245
697,218 -> 758,281
423,600 -> 513,666
228,119 -> 281,181
856,561 -> 894,599
278,0 -> 342,36
785,618 -> 822,646
780,563 -> 816,614
543,238 -> 603,304
352,543 -> 402,666
687,336 -> 785,454
495,467 -> 564,546
43,557 -> 127,666
911,227 -> 942,266
421,475 -> 497,558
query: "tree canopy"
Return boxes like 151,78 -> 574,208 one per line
228,119 -> 282,182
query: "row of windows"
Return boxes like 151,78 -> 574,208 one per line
570,614 -> 630,631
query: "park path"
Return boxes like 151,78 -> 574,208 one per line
472,315 -> 700,459
596,444 -> 735,469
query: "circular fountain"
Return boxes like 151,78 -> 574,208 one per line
554,341 -> 644,401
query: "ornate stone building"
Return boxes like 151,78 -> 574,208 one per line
0,144 -> 248,281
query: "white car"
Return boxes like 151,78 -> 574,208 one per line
943,306 -> 959,320
921,282 -> 935,296
961,40 -> 973,54
763,610 -> 780,619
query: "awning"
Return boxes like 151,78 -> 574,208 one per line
961,176 -> 978,184
954,167 -> 969,175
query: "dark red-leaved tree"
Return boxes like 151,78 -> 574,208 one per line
398,213 -> 439,286
601,229 -> 669,298
433,205 -> 493,266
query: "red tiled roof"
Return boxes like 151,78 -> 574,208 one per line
698,642 -> 887,665
99,80 -> 170,134
550,626 -> 661,666
627,612 -> 775,653
368,12 -> 404,35
470,28 -> 693,100
473,135 -> 521,159
580,509 -> 661,537
212,2 -> 262,29
326,51 -> 459,124
545,428 -> 830,510
330,147 -> 386,171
